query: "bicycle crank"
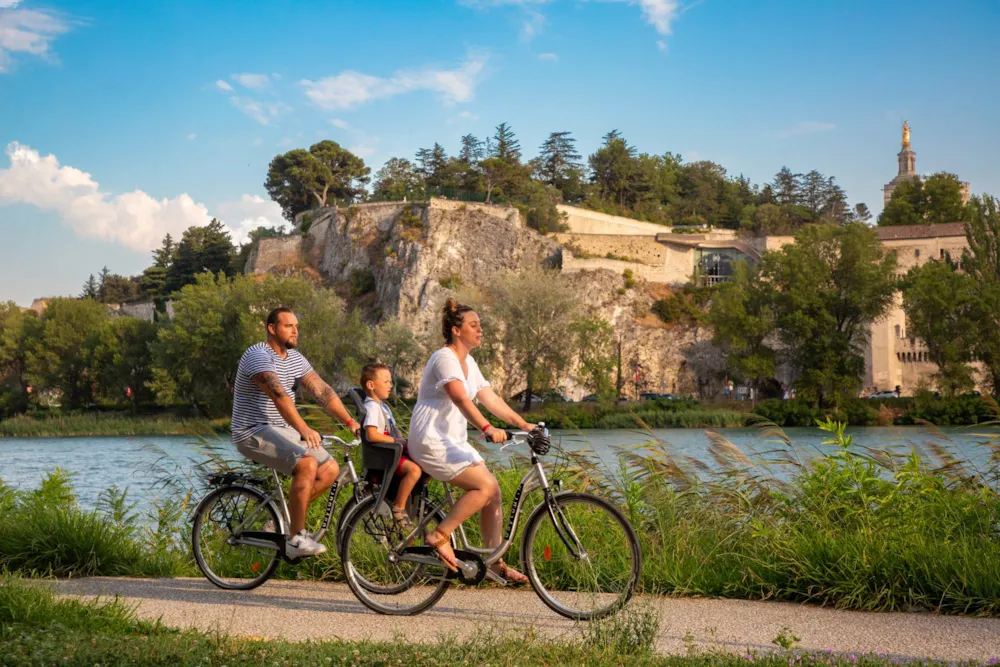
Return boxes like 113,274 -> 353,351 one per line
398,547 -> 486,585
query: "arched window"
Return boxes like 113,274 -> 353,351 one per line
894,324 -> 901,339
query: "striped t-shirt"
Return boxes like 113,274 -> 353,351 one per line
231,342 -> 314,444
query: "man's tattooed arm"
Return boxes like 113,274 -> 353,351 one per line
251,371 -> 287,400
300,371 -> 336,407
300,370 -> 359,432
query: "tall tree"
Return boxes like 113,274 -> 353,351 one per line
86,317 -> 159,413
879,172 -> 968,226
589,130 -> 641,208
80,275 -> 99,300
97,266 -> 111,302
710,261 -> 776,404
373,158 -> 425,201
851,202 -> 872,224
536,131 -> 582,192
24,298 -> 109,409
902,259 -> 978,396
761,223 -> 898,406
165,220 -> 236,294
480,269 -> 579,411
570,315 -> 616,398
458,134 -> 484,164
490,122 -> 521,164
265,141 -> 370,220
962,195 -> 1000,393
772,167 -> 800,205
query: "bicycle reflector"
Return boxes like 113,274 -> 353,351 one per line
528,428 -> 551,455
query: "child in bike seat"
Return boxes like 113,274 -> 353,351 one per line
361,362 -> 422,531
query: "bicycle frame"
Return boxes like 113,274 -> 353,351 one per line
229,444 -> 361,552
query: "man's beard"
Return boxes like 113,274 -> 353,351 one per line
284,339 -> 297,349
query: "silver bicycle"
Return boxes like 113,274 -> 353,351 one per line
340,424 -> 642,619
191,434 -> 365,590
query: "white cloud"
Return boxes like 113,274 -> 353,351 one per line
186,133 -> 197,141
329,118 -> 351,130
458,0 -> 551,6
457,110 -> 478,119
250,138 -> 263,147
216,194 -> 285,245
0,142 -> 287,250
633,0 -> 679,35
215,79 -> 233,91
230,97 -> 289,125
538,52 -> 558,61
301,52 -> 487,111
778,121 -> 837,138
0,3 -> 71,72
656,39 -> 666,51
231,72 -> 270,90
0,142 -> 210,251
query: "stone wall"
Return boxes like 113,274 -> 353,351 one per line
553,233 -> 667,265
557,205 -> 669,236
246,235 -> 304,275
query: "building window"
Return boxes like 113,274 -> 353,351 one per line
940,248 -> 945,260
894,324 -> 901,338
914,248 -> 920,259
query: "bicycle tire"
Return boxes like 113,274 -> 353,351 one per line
341,494 -> 451,615
521,491 -> 641,620
192,485 -> 282,590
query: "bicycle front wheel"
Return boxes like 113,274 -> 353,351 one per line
192,485 -> 282,590
341,494 -> 451,615
521,492 -> 641,620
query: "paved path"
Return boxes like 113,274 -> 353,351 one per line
53,578 -> 1000,662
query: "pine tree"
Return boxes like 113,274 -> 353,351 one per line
852,202 -> 872,224
772,167 -> 799,205
80,274 -> 99,299
152,234 -> 175,268
414,147 -> 433,183
428,143 -> 449,189
97,266 -> 111,302
491,122 -> 521,164
537,131 -> 582,188
458,134 -> 484,164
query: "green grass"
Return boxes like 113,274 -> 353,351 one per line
516,397 -> 748,430
0,413 -> 227,438
0,577 -> 989,666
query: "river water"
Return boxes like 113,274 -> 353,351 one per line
2,425 -> 998,513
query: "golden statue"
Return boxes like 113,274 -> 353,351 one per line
902,120 -> 910,148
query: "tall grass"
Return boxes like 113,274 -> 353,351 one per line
0,412 -> 226,438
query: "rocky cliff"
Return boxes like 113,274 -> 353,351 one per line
247,199 -> 709,399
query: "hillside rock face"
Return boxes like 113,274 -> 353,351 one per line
247,199 -> 709,399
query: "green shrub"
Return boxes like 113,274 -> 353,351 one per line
439,272 -> 463,290
350,268 -> 376,296
623,268 -> 637,289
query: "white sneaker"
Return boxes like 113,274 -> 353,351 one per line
285,530 -> 327,558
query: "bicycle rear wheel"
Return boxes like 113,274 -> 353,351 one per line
341,494 -> 451,615
192,485 -> 282,590
521,492 -> 641,620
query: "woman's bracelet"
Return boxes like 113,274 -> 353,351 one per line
346,419 -> 359,430
480,423 -> 493,434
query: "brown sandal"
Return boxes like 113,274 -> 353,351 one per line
492,559 -> 528,586
426,530 -> 458,572
392,508 -> 415,533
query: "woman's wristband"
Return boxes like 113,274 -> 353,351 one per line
346,419 -> 359,430
480,423 -> 493,434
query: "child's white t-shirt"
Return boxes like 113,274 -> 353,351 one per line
362,397 -> 395,436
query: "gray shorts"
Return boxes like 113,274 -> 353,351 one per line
235,425 -> 332,476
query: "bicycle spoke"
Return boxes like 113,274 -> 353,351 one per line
193,487 -> 280,590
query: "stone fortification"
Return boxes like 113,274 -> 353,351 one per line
557,205 -> 669,236
553,233 -> 668,265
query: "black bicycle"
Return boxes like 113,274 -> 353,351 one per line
340,424 -> 642,619
191,434 -> 366,590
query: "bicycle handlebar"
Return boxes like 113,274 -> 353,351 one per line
321,435 -> 361,448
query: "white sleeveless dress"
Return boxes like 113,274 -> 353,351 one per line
407,347 -> 490,481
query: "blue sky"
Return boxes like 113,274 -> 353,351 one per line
1,0 -> 999,306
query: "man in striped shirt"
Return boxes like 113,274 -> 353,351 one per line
232,307 -> 360,558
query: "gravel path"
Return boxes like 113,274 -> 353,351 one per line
53,577 -> 1000,662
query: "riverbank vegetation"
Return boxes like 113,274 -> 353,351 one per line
0,412 -> 225,438
5,419 -> 1000,616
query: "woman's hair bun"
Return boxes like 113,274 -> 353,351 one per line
444,297 -> 458,313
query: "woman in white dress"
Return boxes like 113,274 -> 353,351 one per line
408,298 -> 534,583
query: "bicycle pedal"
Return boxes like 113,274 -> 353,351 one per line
485,569 -> 508,586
